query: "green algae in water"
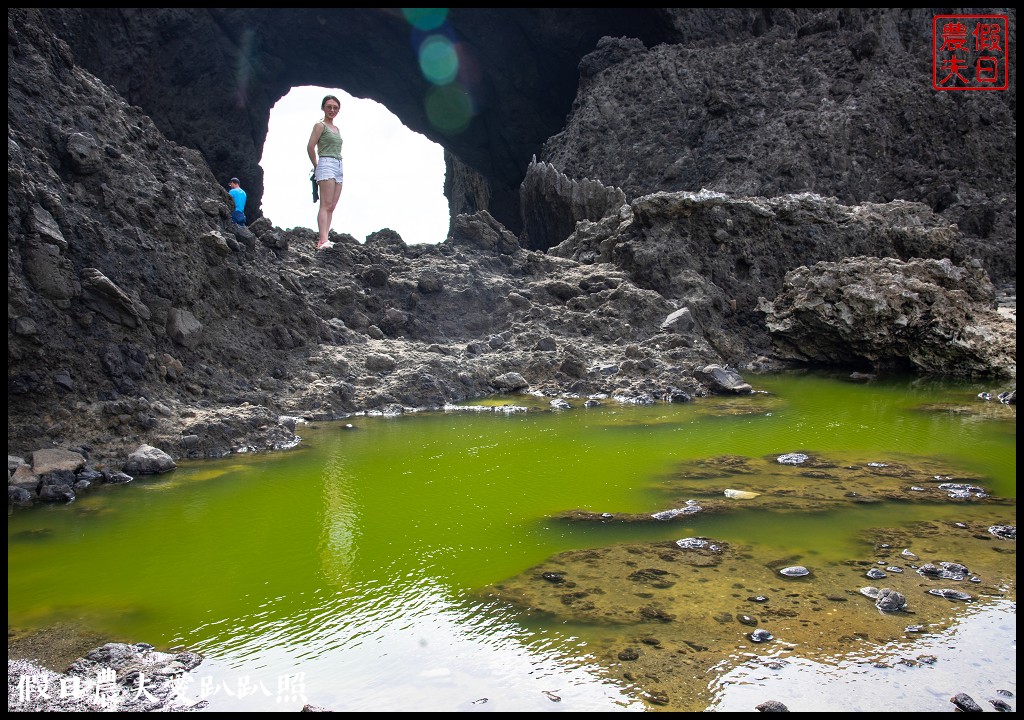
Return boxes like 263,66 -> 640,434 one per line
7,372 -> 1016,712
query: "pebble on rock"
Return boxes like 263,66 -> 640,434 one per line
779,566 -> 810,577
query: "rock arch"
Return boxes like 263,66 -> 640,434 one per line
37,7 -> 677,234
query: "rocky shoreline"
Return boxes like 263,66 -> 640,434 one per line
8,645 -> 208,713
7,218 -> 1016,513
8,7 -> 1015,510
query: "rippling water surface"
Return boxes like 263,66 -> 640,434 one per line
7,372 -> 1016,711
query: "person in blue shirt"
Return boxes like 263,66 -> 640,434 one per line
228,177 -> 247,225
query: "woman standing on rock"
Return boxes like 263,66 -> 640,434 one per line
307,94 -> 344,251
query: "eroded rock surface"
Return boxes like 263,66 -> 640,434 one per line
760,257 -> 1016,376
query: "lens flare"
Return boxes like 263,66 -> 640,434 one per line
234,27 -> 257,108
403,10 -> 475,135
418,34 -> 459,85
425,83 -> 473,135
402,8 -> 448,32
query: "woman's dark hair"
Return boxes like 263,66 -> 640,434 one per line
321,95 -> 341,110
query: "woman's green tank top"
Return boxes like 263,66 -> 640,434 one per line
317,122 -> 342,159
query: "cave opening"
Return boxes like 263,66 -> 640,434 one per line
259,85 -> 450,245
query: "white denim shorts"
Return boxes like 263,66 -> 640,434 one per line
315,156 -> 344,183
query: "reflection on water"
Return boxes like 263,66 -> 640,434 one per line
182,573 -> 643,712
6,372 -> 1015,711
318,447 -> 360,586
705,599 -> 1016,713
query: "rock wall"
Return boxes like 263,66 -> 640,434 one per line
32,8 -> 1015,290
758,256 -> 1016,375
541,9 -> 1016,284
519,159 -> 626,252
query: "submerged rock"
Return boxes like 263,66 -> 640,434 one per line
927,589 -> 974,601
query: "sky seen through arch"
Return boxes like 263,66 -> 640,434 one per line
260,86 -> 449,246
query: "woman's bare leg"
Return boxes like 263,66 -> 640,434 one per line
317,180 -> 344,247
